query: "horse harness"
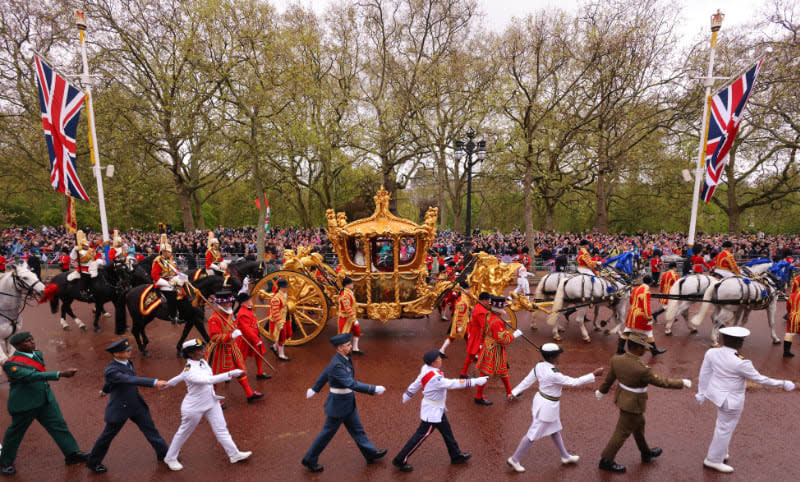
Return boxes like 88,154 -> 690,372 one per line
0,270 -> 45,334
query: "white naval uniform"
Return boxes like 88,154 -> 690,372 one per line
514,266 -> 530,296
697,346 -> 794,464
164,358 -> 241,460
511,361 -> 595,441
404,365 -> 473,423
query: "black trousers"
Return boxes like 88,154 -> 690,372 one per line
394,414 -> 461,464
88,409 -> 168,465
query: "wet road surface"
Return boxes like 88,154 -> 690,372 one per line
1,297 -> 798,481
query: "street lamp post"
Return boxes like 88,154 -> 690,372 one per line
454,127 -> 487,242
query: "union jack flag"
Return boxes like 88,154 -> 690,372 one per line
34,54 -> 89,200
701,59 -> 763,203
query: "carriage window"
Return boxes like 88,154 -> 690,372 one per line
370,237 -> 394,272
347,237 -> 367,268
398,236 -> 417,266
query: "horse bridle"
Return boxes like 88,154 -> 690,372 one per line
0,268 -> 45,329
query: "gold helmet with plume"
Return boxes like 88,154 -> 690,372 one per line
76,230 -> 90,248
112,230 -> 123,248
160,233 -> 172,253
207,231 -> 219,250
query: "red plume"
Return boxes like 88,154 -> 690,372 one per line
39,283 -> 59,304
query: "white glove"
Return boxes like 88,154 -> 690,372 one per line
375,385 -> 386,395
473,376 -> 489,387
513,329 -> 523,339
231,329 -> 242,339
214,394 -> 226,401
402,393 -> 411,404
784,381 -> 796,392
306,388 -> 317,399
228,369 -> 244,378
682,379 -> 692,389
695,393 -> 706,405
595,390 -> 604,400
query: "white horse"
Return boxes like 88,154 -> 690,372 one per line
532,272 -> 575,331
663,274 -> 716,335
0,264 -> 46,364
547,270 -> 630,342
689,264 -> 780,346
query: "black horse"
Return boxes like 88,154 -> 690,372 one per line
46,263 -> 129,334
126,275 -> 227,357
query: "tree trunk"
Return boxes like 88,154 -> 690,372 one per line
436,154 -> 447,231
725,152 -> 740,233
595,148 -> 610,233
178,187 -> 195,231
523,159 -> 535,254
543,198 -> 556,232
192,192 -> 205,230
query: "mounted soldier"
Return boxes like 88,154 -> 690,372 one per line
712,241 -> 740,278
576,240 -> 600,275
205,232 -> 228,276
151,234 -> 184,324
68,230 -> 95,300
107,230 -> 126,266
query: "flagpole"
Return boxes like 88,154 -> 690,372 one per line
687,10 -> 724,248
75,11 -> 110,242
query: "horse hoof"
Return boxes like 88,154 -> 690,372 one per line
582,337 -> 591,343
103,312 -> 111,318
603,329 -> 610,335
94,327 -> 102,334
142,351 -> 152,358
593,327 -> 601,332
79,325 -> 87,332
530,325 -> 538,331
689,329 -> 698,335
600,320 -> 608,327
558,327 -> 566,333
62,326 -> 70,331
553,335 -> 562,342
772,339 -> 781,345
665,331 -> 673,336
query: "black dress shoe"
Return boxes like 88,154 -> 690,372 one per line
451,452 -> 472,464
257,373 -> 272,380
1,463 -> 16,476
65,451 -> 89,465
474,398 -> 493,406
352,350 -> 365,355
439,352 -> 448,359
641,447 -> 663,462
650,347 -> 667,355
278,356 -> 291,362
367,449 -> 387,464
270,345 -> 278,355
87,462 -> 107,473
247,392 -> 264,403
301,458 -> 323,473
392,459 -> 413,472
599,459 -> 626,473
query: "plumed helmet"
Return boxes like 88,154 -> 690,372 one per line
160,233 -> 172,253
76,230 -> 89,248
208,231 -> 219,249
112,230 -> 123,248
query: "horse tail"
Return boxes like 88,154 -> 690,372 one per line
547,277 -> 568,327
664,282 -> 680,322
534,274 -> 547,300
690,282 -> 716,328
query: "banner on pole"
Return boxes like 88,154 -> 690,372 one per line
265,195 -> 270,232
65,196 -> 77,233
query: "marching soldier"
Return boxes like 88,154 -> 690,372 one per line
460,292 -> 491,378
269,278 -> 292,361
207,291 -> 264,403
235,291 -> 271,379
392,350 -> 484,472
712,241 -> 740,277
616,276 -> 666,356
162,339 -> 252,471
206,232 -> 228,276
151,234 -> 184,323
302,333 -> 387,473
596,332 -> 690,473
696,326 -> 796,473
106,230 -> 126,265
474,296 -> 523,405
86,339 -> 169,473
439,281 -> 471,358
337,277 -> 364,354
0,332 -> 88,476
577,240 -> 600,275
507,344 -> 603,473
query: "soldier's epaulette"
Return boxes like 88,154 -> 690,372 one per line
735,352 -> 745,360
552,367 -> 559,373
185,364 -> 191,371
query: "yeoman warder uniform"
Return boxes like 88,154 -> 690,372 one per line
474,296 -> 523,405
439,280 -> 471,358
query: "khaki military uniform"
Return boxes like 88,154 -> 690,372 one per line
598,352 -> 684,461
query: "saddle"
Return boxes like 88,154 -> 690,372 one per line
139,285 -> 164,315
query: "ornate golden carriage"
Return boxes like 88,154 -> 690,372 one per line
250,188 -> 523,345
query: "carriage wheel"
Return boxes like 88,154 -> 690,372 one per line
252,270 -> 330,346
500,306 -> 518,330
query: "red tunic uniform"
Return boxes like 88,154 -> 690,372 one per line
236,305 -> 265,359
476,312 -> 515,376
692,254 -> 710,273
659,270 -> 679,305
787,291 -> 800,334
207,311 -> 246,373
268,292 -> 291,343
625,284 -> 653,332
713,250 -> 740,275
426,254 -> 434,272
465,302 -> 488,356
790,275 -> 800,297
337,288 -> 360,337
205,248 -> 224,271
0,255 -> 5,271
59,254 -> 71,271
650,257 -> 662,274
577,248 -> 598,274
151,255 -> 177,285
449,294 -> 471,339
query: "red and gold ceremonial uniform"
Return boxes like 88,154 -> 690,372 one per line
205,248 -> 224,271
625,284 -> 653,333
786,291 -> 800,335
448,294 -> 471,340
461,302 -> 488,376
577,248 -> 599,274
659,269 -> 679,305
692,254 -> 710,273
337,287 -> 360,337
268,292 -> 291,343
151,255 -> 177,286
475,311 -> 515,399
236,304 -> 266,376
208,311 -> 255,398
790,274 -> 800,297
713,249 -> 740,275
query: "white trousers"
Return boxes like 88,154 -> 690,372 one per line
577,267 -> 594,276
515,277 -> 530,295
706,401 -> 742,463
166,402 -> 239,460
155,278 -> 174,291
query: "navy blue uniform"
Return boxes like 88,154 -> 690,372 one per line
303,353 -> 380,464
87,360 -> 168,466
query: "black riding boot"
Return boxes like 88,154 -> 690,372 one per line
80,274 -> 93,302
165,291 -> 180,324
651,307 -> 665,322
650,341 -> 667,356
784,340 -> 794,358
616,336 -> 627,355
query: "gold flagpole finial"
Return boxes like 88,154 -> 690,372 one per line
710,10 -> 724,32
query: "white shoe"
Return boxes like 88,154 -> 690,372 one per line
506,457 -> 525,473
561,454 -> 579,465
703,459 -> 734,473
230,451 -> 252,464
164,458 -> 183,471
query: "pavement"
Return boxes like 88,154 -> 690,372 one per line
1,298 -> 798,481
